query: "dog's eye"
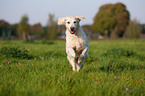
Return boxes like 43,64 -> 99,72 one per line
67,22 -> 70,24
74,21 -> 76,23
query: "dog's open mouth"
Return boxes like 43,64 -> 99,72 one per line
70,30 -> 76,34
70,27 -> 76,34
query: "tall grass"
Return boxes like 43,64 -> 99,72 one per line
0,40 -> 145,96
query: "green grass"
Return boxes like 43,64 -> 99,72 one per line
0,40 -> 145,96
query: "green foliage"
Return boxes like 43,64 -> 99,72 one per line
17,15 -> 29,40
0,20 -> 10,36
91,3 -> 130,38
47,13 -> 58,40
9,24 -> 18,36
124,19 -> 142,39
29,23 -> 44,39
0,46 -> 32,59
141,24 -> 145,34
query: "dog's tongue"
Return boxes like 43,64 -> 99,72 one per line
71,31 -> 75,34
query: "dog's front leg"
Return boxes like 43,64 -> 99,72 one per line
68,47 -> 76,57
67,48 -> 77,71
68,57 -> 77,71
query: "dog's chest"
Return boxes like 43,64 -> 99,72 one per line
67,35 -> 86,50
76,38 -> 85,50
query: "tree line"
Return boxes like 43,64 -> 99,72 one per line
0,2 -> 144,40
0,13 -> 60,40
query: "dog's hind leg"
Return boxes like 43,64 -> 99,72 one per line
85,53 -> 89,58
77,56 -> 85,71
77,60 -> 85,72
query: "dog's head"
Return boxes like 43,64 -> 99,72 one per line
58,16 -> 86,34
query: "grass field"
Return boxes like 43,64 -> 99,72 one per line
0,40 -> 145,96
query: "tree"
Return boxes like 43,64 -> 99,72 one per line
47,13 -> 58,40
141,24 -> 145,34
91,3 -> 130,38
17,15 -> 29,40
10,24 -> 18,37
0,20 -> 10,36
0,20 -> 18,39
29,23 -> 44,39
124,19 -> 142,39
0,20 -> 13,39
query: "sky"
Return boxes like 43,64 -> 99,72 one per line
0,0 -> 145,26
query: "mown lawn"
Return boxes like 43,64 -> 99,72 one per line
0,40 -> 145,96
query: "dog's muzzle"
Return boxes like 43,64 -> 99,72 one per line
70,27 -> 76,34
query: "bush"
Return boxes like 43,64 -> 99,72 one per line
42,40 -> 54,45
23,39 -> 34,43
103,48 -> 136,57
0,46 -> 33,59
99,59 -> 143,73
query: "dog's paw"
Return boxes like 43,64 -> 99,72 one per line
73,67 -> 76,71
78,55 -> 85,64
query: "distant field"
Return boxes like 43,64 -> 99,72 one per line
0,40 -> 145,96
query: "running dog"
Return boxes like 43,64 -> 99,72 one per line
58,16 -> 89,71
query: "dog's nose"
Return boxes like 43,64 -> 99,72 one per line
70,27 -> 74,31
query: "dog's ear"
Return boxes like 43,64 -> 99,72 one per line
76,16 -> 87,21
58,17 -> 66,25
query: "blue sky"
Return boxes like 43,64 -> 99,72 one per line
0,0 -> 145,26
